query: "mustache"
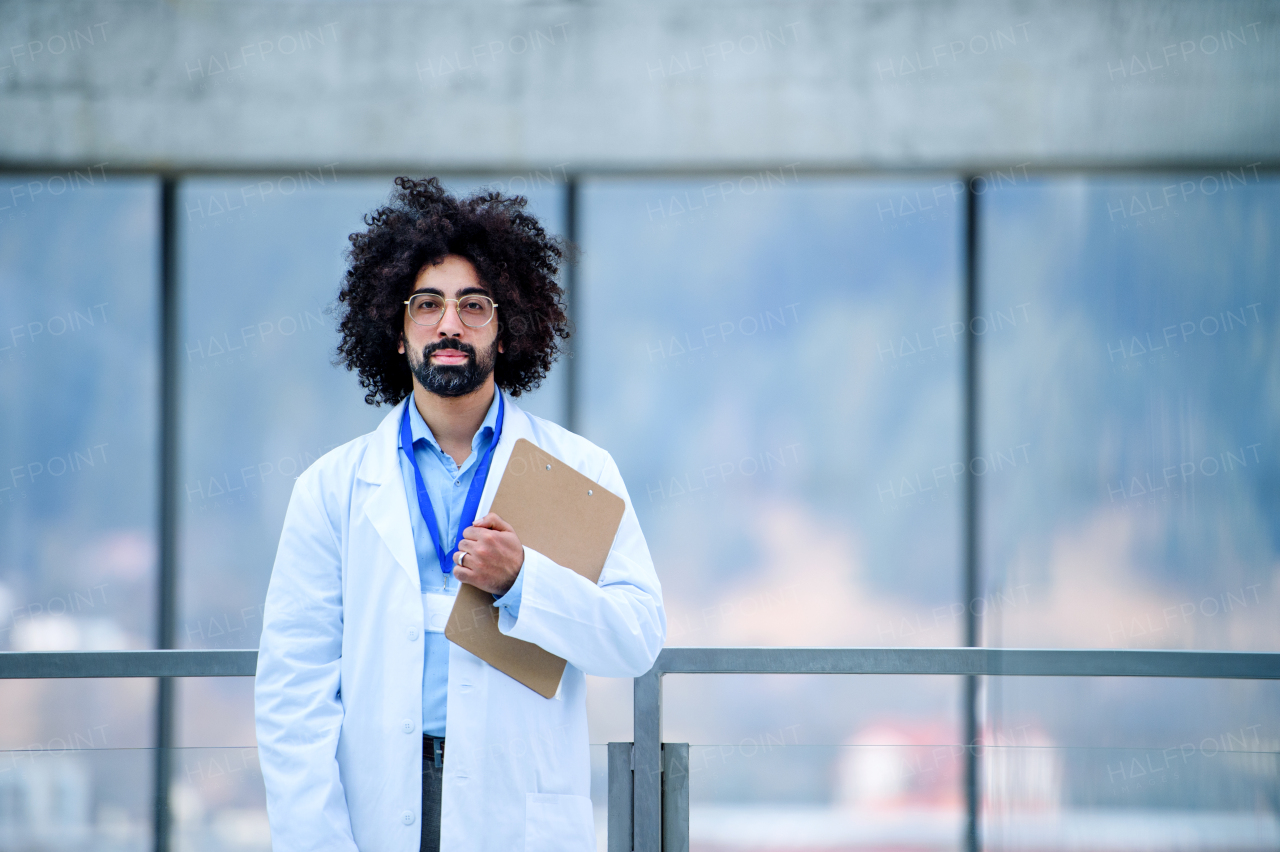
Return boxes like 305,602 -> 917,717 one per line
422,340 -> 476,359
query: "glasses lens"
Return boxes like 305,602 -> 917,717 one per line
410,294 -> 445,324
459,296 -> 494,328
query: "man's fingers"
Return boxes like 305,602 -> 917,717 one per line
452,560 -> 499,594
473,512 -> 514,532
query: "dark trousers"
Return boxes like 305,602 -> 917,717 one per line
421,735 -> 444,852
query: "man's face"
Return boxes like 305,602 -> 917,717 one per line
398,255 -> 503,398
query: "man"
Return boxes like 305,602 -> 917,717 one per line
254,176 -> 666,852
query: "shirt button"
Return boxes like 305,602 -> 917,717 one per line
402,720 -> 414,734
402,810 -> 415,825
454,480 -> 461,486
408,628 -> 419,641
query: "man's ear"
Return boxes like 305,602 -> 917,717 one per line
397,332 -> 405,355
498,338 -> 504,355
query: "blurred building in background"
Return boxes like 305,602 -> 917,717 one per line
1,1 -> 1277,850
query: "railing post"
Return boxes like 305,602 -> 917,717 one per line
633,663 -> 663,852
607,742 -> 633,852
661,743 -> 689,852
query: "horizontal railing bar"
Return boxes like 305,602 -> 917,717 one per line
654,647 -> 1280,679
0,650 -> 257,679
2,647 -> 1277,680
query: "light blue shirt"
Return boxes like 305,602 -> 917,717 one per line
397,388 -> 525,736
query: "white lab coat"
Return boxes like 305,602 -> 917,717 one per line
254,392 -> 665,852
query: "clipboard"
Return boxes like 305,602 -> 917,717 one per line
444,438 -> 625,698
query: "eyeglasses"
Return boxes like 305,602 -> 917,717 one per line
403,293 -> 499,328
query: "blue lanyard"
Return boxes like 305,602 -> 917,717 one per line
399,391 -> 505,577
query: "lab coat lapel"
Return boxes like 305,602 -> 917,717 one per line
357,398 -> 421,592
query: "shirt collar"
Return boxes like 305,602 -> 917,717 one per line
408,385 -> 503,456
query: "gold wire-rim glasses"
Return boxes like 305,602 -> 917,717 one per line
402,293 -> 499,329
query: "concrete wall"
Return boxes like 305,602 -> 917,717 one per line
0,0 -> 1276,171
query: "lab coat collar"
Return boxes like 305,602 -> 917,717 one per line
356,388 -> 532,591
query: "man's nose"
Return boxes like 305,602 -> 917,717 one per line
437,302 -> 465,337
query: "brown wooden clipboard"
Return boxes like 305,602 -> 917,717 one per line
444,438 -> 625,698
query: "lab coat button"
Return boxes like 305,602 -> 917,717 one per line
402,810 -> 415,825
401,720 -> 414,734
408,628 -> 419,641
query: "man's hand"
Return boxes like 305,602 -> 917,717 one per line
453,512 -> 524,596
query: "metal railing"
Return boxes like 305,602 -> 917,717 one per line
2,646 -> 1278,852
623,647 -> 1280,852
0,649 -> 256,678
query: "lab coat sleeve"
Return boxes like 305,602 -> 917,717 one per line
254,473 -> 358,852
492,567 -> 525,617
496,451 -> 665,677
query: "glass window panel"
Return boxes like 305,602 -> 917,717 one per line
979,176 -> 1280,651
981,679 -> 1280,850
0,175 -> 161,831
578,176 -> 964,650
0,175 -> 160,653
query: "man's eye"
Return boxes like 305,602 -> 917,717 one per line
462,300 -> 485,311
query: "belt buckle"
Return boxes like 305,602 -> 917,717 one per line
432,736 -> 444,769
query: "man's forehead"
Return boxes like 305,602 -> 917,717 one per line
412,255 -> 490,295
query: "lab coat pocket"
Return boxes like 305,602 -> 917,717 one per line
524,792 -> 595,852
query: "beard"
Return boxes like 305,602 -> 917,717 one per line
408,337 -> 499,398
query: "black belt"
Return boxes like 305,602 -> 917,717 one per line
423,734 -> 446,769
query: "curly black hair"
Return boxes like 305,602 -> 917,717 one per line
335,176 -> 570,405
